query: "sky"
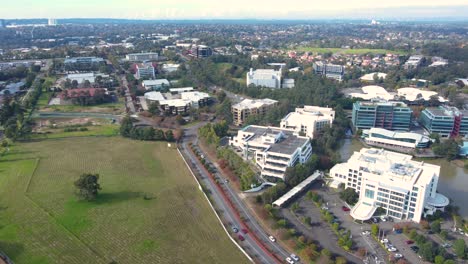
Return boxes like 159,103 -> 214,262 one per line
2,0 -> 468,20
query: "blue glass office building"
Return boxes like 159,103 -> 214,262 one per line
352,101 -> 412,131
419,106 -> 468,137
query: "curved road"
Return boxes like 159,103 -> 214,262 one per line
180,124 -> 293,264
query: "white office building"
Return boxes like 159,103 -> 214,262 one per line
404,55 -> 424,70
162,63 -> 180,73
136,63 -> 155,80
66,72 -> 109,84
246,68 -> 282,89
126,52 -> 159,61
142,79 -> 170,91
362,128 -> 431,150
144,91 -> 211,114
330,148 -> 449,223
280,106 -> 335,139
229,125 -> 312,180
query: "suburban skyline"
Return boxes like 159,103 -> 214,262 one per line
2,0 -> 468,20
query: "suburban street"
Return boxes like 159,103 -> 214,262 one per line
179,123 -> 293,264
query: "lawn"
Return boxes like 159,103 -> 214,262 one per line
31,124 -> 120,139
292,46 -> 408,55
0,137 -> 248,264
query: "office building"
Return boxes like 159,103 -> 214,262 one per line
191,45 -> 212,58
352,100 -> 412,131
162,64 -> 180,73
125,52 -> 159,62
404,55 -> 424,70
142,79 -> 170,91
144,91 -> 210,114
48,18 -> 57,26
231,98 -> 278,126
229,125 -> 312,180
246,68 -> 282,89
362,128 -> 431,150
280,106 -> 335,139
419,106 -> 468,137
313,61 -> 345,81
330,148 -> 449,223
66,72 -> 109,84
64,57 -> 105,72
136,62 -> 155,80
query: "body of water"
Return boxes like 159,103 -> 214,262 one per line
338,138 -> 468,218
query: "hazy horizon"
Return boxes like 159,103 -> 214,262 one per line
1,1 -> 468,20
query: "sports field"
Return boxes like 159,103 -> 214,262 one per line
0,137 -> 248,264
292,46 -> 408,55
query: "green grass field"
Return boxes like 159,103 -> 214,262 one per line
31,124 -> 119,139
0,137 -> 248,264
292,46 -> 408,55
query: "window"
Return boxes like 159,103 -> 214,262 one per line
365,189 -> 375,199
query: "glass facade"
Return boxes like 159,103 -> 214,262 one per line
352,102 -> 412,131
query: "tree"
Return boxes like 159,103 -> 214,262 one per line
74,173 -> 102,201
120,116 -> 133,137
453,239 -> 466,258
339,188 -> 359,205
165,130 -> 175,142
419,241 -> 434,262
435,255 -> 445,264
217,90 -> 227,102
148,102 -> 160,116
371,224 -> 379,236
440,230 -> 448,240
431,221 -> 441,233
335,256 -> 347,264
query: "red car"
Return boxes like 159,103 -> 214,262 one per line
241,228 -> 248,234
406,240 -> 414,245
342,206 -> 350,212
238,234 -> 245,241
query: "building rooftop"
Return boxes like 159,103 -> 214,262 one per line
349,85 -> 395,101
142,79 -> 170,86
247,68 -> 281,79
242,125 -> 309,155
397,87 -> 446,102
360,72 -> 387,81
424,106 -> 468,117
233,98 -> 278,110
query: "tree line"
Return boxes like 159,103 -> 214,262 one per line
120,116 -> 175,142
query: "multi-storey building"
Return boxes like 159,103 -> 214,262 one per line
362,128 -> 431,150
246,68 -> 282,89
280,106 -> 335,139
403,55 -> 424,70
229,125 -> 312,181
419,106 -> 468,137
190,45 -> 212,58
144,91 -> 211,114
136,62 -> 155,80
330,148 -> 449,223
231,98 -> 278,126
352,100 -> 412,131
125,52 -> 159,62
64,57 -> 105,72
142,79 -> 170,91
313,61 -> 345,81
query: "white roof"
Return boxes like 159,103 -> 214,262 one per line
248,69 -> 281,79
144,91 -> 165,101
233,98 -> 278,110
273,171 -> 322,207
67,73 -> 94,78
169,87 -> 194,93
180,91 -> 210,102
350,85 -> 395,101
360,72 -> 387,81
281,106 -> 334,125
365,128 -> 431,144
397,87 -> 446,102
143,79 -> 170,87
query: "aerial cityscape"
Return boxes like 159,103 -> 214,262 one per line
0,1 -> 467,264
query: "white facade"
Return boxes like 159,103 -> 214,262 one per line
162,63 -> 180,73
363,128 -> 431,150
136,63 -> 155,80
246,68 -> 281,89
404,55 -> 424,70
229,125 -> 312,180
142,79 -> 170,90
126,52 -> 159,61
66,73 -> 109,84
397,87 -> 446,103
330,148 -> 449,223
280,106 -> 335,139
144,91 -> 211,114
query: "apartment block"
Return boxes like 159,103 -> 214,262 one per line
280,106 -> 335,139
313,61 -> 345,81
404,55 -> 424,70
136,62 -> 155,80
229,125 -> 312,180
231,98 -> 278,126
419,106 -> 468,137
246,68 -> 282,89
330,148 -> 449,223
352,100 -> 412,131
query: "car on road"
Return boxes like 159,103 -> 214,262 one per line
442,242 -> 451,248
405,240 -> 414,245
290,253 -> 299,261
380,238 -> 389,243
342,206 -> 350,212
321,205 -> 329,210
361,230 -> 370,236
232,227 -> 239,233
241,228 -> 248,234
285,257 -> 294,264
269,235 -> 276,242
238,234 -> 245,241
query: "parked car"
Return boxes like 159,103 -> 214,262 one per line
410,246 -> 419,253
388,247 -> 397,252
361,231 -> 371,236
290,254 -> 299,261
380,238 -> 389,243
405,240 -> 414,245
442,243 -> 452,248
269,235 -> 276,242
342,206 -> 350,212
285,257 -> 295,264
380,216 -> 387,222
394,253 -> 403,259
232,227 -> 239,233
321,206 -> 329,210
241,228 -> 248,234
238,234 -> 245,241
372,217 -> 379,223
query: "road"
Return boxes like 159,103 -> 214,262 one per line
179,123 -> 292,264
